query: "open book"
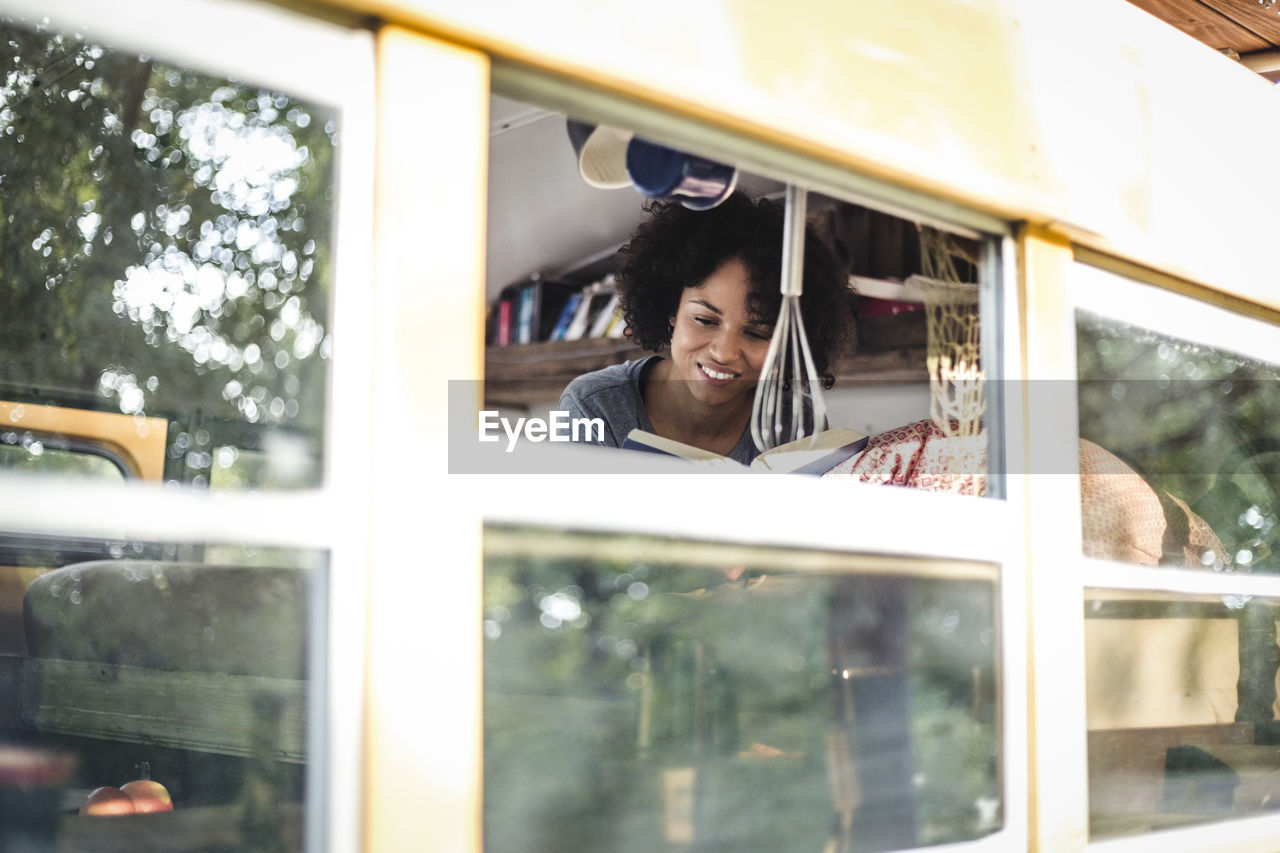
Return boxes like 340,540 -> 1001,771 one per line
622,426 -> 868,475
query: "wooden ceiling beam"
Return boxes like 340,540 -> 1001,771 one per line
1198,0 -> 1280,47
1125,0 -> 1272,53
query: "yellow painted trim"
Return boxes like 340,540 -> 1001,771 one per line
365,26 -> 486,852
1071,245 -> 1280,328
1017,227 -> 1090,852
304,0 -> 1051,223
307,0 -> 1280,314
0,401 -> 168,481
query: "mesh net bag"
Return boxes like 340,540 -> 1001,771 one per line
919,226 -> 983,438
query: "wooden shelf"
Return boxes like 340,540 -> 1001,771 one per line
483,313 -> 929,408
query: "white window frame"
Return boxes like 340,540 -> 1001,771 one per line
0,0 -> 375,850
1070,260 -> 1280,852
467,68 -> 1031,852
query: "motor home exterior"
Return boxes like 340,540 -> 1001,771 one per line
1,0 -> 1279,851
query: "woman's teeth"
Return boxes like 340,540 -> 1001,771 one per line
701,364 -> 736,381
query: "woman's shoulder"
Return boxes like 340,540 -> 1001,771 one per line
562,356 -> 655,402
559,356 -> 658,446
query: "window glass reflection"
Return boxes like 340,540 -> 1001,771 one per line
0,440 -> 125,481
0,534 -> 325,850
1087,589 -> 1280,837
1077,310 -> 1280,572
484,527 -> 1001,852
0,12 -> 337,489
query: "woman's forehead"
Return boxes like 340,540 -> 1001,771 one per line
682,266 -> 776,326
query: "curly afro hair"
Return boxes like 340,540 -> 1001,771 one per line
616,194 -> 854,387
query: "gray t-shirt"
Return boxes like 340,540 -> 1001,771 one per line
558,355 -> 760,464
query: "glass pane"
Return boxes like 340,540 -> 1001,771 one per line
472,94 -> 996,491
1087,588 -> 1280,838
0,11 -> 337,489
208,443 -> 319,491
1076,302 -> 1280,572
0,534 -> 325,850
0,440 -> 125,480
484,527 -> 1001,852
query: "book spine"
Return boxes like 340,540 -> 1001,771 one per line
606,307 -> 627,338
562,284 -> 596,341
549,292 -> 582,341
515,281 -> 539,345
526,284 -> 538,344
495,299 -> 512,346
588,293 -> 620,338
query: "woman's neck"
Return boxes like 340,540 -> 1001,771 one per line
643,358 -> 751,456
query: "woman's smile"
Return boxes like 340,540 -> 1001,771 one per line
664,257 -> 772,409
697,362 -> 740,385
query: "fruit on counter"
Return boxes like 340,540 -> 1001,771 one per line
79,786 -> 136,816
120,778 -> 173,813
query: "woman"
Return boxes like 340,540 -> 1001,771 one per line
559,193 -> 854,462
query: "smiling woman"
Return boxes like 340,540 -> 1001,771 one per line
557,194 -> 854,462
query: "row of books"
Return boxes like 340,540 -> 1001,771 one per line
487,274 -> 625,346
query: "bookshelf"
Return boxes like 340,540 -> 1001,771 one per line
480,193 -> 977,407
483,310 -> 929,408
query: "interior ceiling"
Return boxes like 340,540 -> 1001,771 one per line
486,5 -> 1279,300
1126,0 -> 1280,79
486,95 -> 783,300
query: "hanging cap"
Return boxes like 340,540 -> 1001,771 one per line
626,137 -> 738,210
566,119 -> 634,189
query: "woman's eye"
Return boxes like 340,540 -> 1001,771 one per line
693,316 -> 716,326
746,329 -> 772,341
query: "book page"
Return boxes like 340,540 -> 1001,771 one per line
750,427 -> 867,473
623,429 -> 742,464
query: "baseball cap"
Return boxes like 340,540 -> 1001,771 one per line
566,119 -> 634,189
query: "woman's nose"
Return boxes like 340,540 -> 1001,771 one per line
706,327 -> 738,363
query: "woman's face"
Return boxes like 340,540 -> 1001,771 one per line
667,257 -> 773,409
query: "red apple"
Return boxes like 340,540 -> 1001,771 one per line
121,778 -> 173,813
79,786 -> 136,816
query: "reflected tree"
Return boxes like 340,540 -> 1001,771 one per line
483,540 -> 1000,853
0,16 -> 336,481
1077,314 -> 1280,574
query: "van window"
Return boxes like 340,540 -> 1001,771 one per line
1074,263 -> 1280,839
485,526 -> 1001,852
0,4 -> 351,849
0,436 -> 126,480
1075,273 -> 1280,573
0,10 -> 336,489
477,94 -> 998,490
7,538 -> 327,847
